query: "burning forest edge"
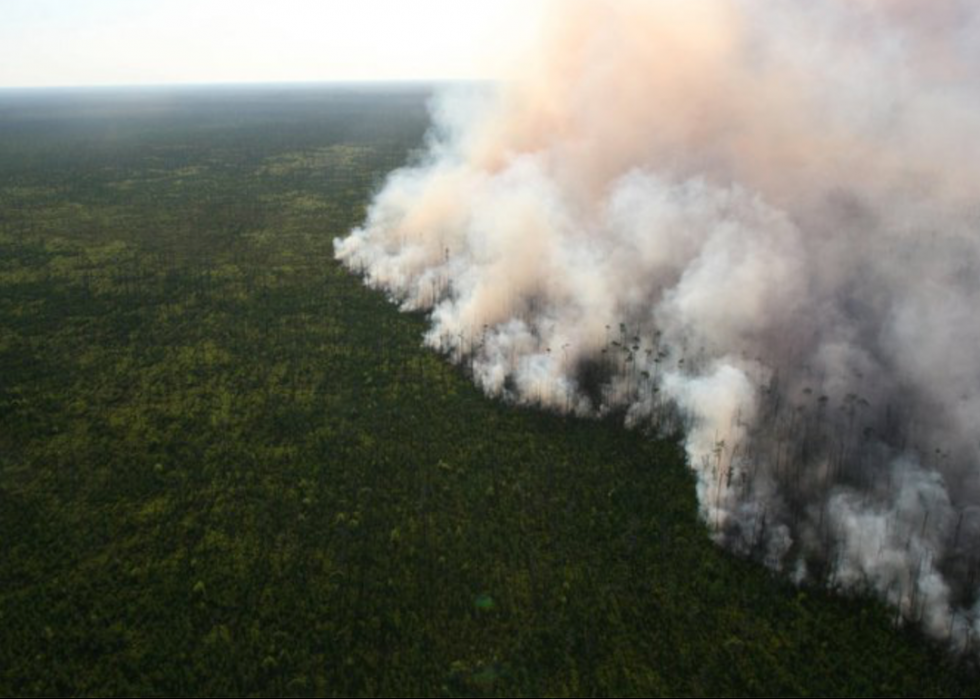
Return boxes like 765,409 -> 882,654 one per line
336,0 -> 980,651
4,82 -> 980,695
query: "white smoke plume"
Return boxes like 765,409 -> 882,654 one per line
335,0 -> 980,647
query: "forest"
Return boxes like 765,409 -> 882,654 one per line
1,85 -> 978,696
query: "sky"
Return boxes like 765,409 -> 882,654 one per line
0,0 -> 548,87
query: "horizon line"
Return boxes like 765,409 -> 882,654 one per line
0,78 -> 495,92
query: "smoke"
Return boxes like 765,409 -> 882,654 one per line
335,0 -> 980,648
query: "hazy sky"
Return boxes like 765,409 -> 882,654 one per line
0,0 -> 548,87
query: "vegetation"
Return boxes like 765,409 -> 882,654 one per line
0,85 -> 977,696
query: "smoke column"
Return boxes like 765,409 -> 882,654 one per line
336,0 -> 980,646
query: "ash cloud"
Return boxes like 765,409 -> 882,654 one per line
336,0 -> 980,647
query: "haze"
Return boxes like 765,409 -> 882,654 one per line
0,0 -> 547,88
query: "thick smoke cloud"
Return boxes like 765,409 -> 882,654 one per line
336,0 -> 980,647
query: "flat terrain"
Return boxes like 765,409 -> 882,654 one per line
0,85 -> 976,696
